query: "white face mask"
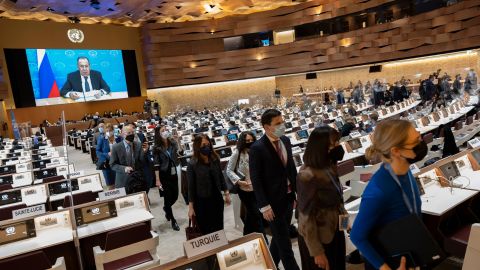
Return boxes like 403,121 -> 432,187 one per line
105,131 -> 111,137
161,131 -> 171,139
272,124 -> 286,138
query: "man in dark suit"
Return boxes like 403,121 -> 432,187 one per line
60,56 -> 110,101
110,125 -> 148,188
249,109 -> 300,270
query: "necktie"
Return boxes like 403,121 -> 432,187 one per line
84,76 -> 91,92
273,140 -> 286,167
126,144 -> 133,167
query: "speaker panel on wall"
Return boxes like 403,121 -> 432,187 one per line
369,65 -> 382,73
306,72 -> 317,79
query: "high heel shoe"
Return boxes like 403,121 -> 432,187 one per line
171,219 -> 180,231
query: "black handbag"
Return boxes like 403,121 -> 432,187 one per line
185,216 -> 203,240
370,214 -> 445,269
126,171 -> 147,194
96,159 -> 109,170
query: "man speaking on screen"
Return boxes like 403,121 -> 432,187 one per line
60,56 -> 111,101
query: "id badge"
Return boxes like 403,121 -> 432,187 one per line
339,214 -> 349,231
171,166 -> 176,175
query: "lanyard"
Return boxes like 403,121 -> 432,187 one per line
325,169 -> 343,196
385,163 -> 418,215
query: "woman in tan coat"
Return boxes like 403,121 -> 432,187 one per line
297,125 -> 346,270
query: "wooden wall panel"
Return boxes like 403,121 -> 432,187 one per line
8,96 -> 146,126
143,0 -> 396,42
148,51 -> 480,113
148,77 -> 276,115
142,0 -> 480,89
0,55 -> 7,100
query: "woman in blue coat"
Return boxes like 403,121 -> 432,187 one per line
96,123 -> 116,189
350,119 -> 427,270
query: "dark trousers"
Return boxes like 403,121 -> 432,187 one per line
269,196 -> 300,270
102,168 -> 116,186
298,230 -> 346,270
160,171 -> 179,220
194,192 -> 224,235
238,189 -> 265,235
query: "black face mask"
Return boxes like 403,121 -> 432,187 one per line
125,134 -> 135,143
403,140 -> 428,164
244,142 -> 253,149
199,146 -> 211,156
329,145 -> 345,163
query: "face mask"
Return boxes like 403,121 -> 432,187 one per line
161,131 -> 171,139
329,145 -> 345,163
105,131 -> 111,137
98,127 -> 104,133
272,124 -> 286,138
199,146 -> 211,156
125,134 -> 135,143
245,142 -> 253,149
403,140 -> 428,164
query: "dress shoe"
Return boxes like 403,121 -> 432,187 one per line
171,219 -> 180,231
346,250 -> 364,264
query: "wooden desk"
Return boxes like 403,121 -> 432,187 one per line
421,185 -> 478,216
0,210 -> 79,269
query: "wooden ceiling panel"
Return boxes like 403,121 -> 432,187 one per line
0,0 -> 311,26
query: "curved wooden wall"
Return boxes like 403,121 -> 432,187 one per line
142,0 -> 480,88
142,0 -> 396,43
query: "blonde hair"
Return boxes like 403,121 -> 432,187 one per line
365,119 -> 413,162
105,123 -> 113,132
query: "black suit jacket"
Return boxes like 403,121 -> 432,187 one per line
60,70 -> 110,97
249,135 -> 297,216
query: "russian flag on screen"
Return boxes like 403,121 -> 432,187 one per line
37,49 -> 60,98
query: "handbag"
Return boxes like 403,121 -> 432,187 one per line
96,159 -> 109,170
185,216 -> 203,240
370,214 -> 445,269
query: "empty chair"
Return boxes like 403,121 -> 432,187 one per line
42,176 -> 65,184
466,115 -> 474,126
455,121 -> 463,131
337,159 -> 355,186
444,224 -> 472,258
93,222 -> 159,270
463,224 -> 480,270
0,184 -> 12,192
0,203 -> 27,221
422,133 -> 434,145
62,191 -> 97,208
0,250 -> 66,270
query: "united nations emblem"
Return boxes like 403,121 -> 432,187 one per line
67,29 -> 85,43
